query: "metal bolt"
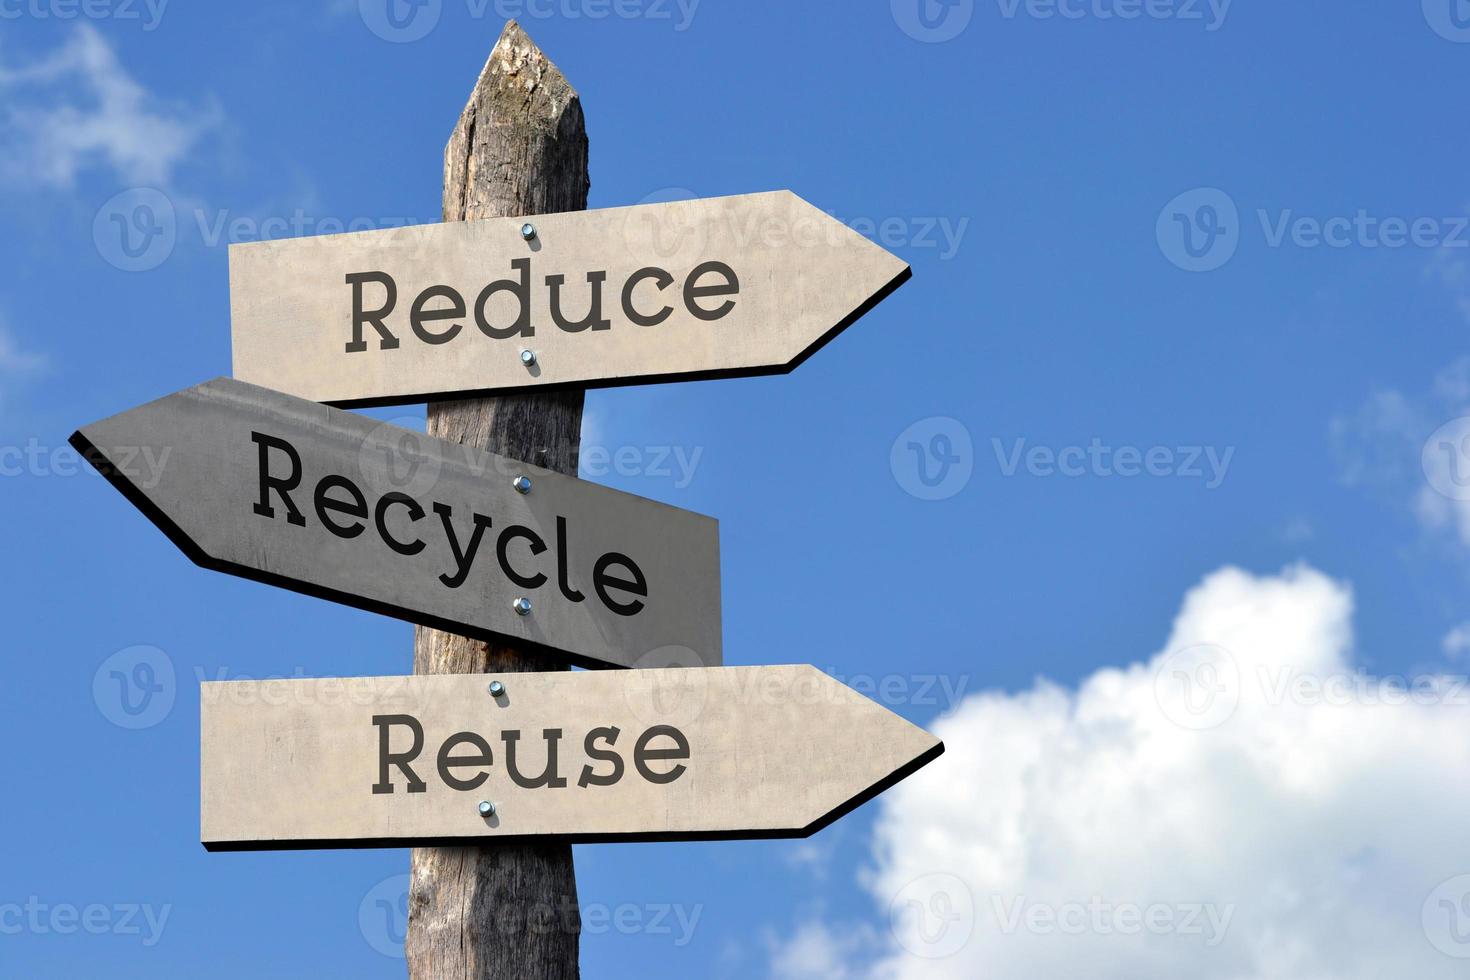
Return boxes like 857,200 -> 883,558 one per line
513,475 -> 532,495
488,680 -> 506,698
478,800 -> 497,818
520,349 -> 537,367
513,597 -> 532,616
521,223 -> 537,242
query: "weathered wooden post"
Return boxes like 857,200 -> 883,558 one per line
407,20 -> 588,979
71,20 -> 930,974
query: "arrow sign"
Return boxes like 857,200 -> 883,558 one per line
199,666 -> 943,850
229,191 -> 912,407
70,378 -> 721,670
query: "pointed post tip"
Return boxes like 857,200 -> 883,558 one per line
491,18 -> 531,57
459,17 -> 580,108
486,18 -> 569,82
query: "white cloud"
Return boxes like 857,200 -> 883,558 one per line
1332,360 -> 1470,548
0,25 -> 218,188
1427,243 -> 1470,324
767,921 -> 865,980
771,564 -> 1470,979
1444,624 -> 1470,662
0,318 -> 45,410
0,324 -> 44,376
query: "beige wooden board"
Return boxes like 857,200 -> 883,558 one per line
200,666 -> 944,849
229,191 -> 912,407
69,378 -> 720,670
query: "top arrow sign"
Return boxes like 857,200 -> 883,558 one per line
229,191 -> 911,407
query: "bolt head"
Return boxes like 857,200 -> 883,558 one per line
488,680 -> 506,698
513,597 -> 532,616
520,223 -> 537,241
513,476 -> 532,495
520,349 -> 537,367
478,800 -> 496,818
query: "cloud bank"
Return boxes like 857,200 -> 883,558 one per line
774,564 -> 1470,978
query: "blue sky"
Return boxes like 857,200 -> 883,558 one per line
5,1 -> 1470,977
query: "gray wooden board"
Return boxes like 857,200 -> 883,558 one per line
229,190 -> 912,407
70,378 -> 721,670
199,666 -> 944,849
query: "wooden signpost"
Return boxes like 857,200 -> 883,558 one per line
70,377 -> 722,671
74,19 -> 936,980
230,190 -> 912,407
200,666 -> 943,850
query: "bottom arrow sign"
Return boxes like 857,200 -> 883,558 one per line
201,666 -> 943,850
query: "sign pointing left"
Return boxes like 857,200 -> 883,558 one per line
70,378 -> 723,670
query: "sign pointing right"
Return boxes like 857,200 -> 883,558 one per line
230,190 -> 913,407
200,665 -> 944,850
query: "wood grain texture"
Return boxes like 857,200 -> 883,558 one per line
408,20 -> 589,979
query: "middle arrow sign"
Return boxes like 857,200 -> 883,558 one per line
70,378 -> 722,670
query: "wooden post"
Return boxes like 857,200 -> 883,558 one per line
407,20 -> 588,979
